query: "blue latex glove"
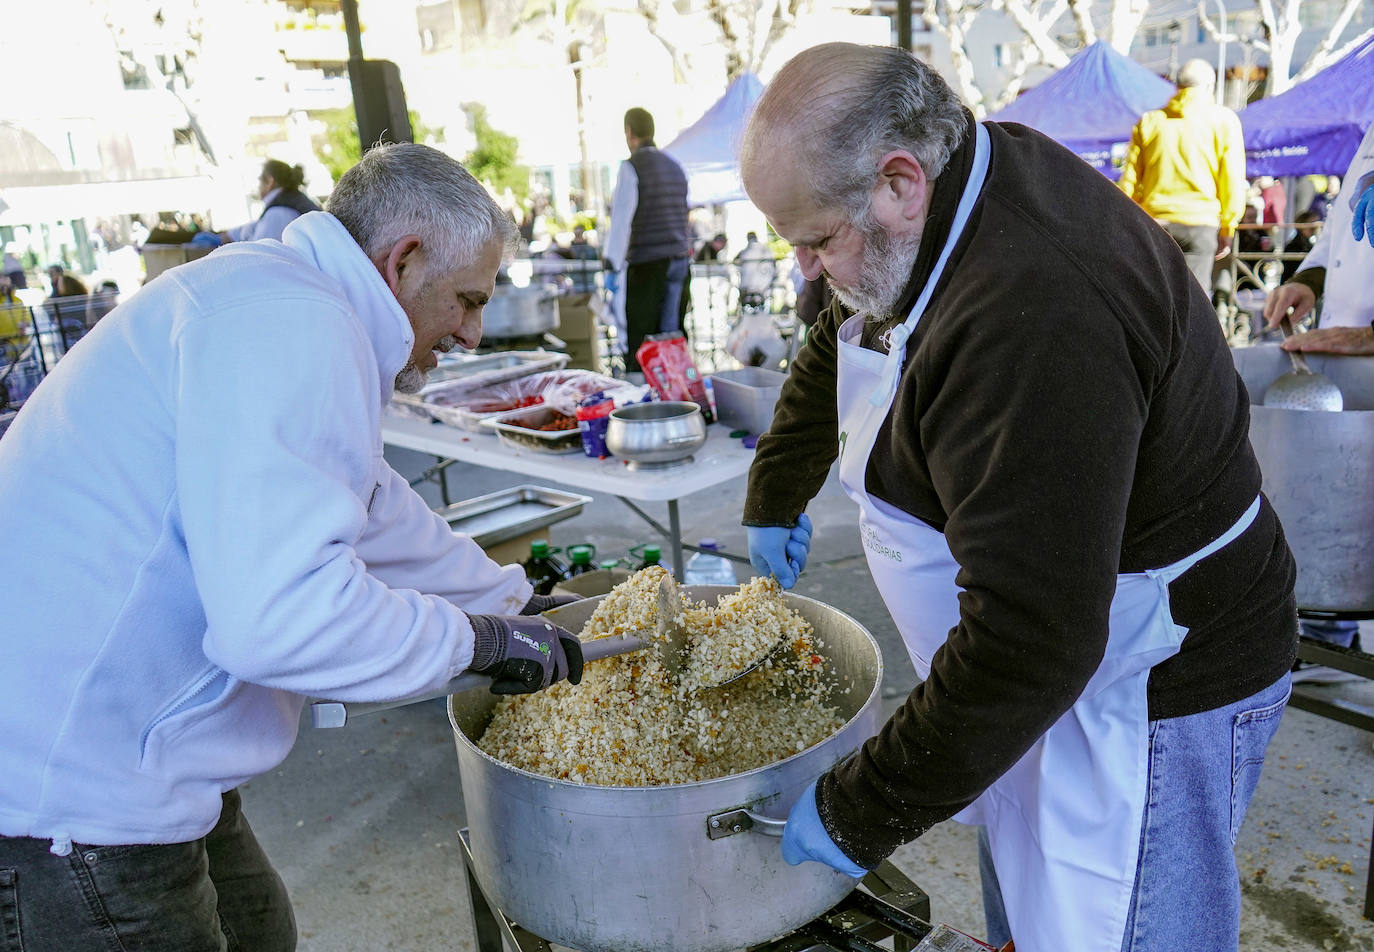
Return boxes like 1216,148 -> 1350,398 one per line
1352,173 -> 1374,247
189,231 -> 223,248
781,779 -> 867,878
603,268 -> 620,295
747,513 -> 812,589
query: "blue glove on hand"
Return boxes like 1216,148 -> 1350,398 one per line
1351,174 -> 1374,247
747,513 -> 812,589
781,779 -> 867,878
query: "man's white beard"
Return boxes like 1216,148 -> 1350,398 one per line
827,216 -> 924,323
393,335 -> 460,394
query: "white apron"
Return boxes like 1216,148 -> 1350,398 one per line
834,122 -> 1260,952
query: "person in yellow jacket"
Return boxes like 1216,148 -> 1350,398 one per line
1117,59 -> 1247,294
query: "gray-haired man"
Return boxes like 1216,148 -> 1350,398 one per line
739,43 -> 1294,952
0,143 -> 582,949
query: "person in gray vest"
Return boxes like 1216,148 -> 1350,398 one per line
604,107 -> 692,371
223,159 -> 323,243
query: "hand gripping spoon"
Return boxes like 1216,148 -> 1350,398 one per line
1262,315 -> 1344,412
310,574 -> 738,726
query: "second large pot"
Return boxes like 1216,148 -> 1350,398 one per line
1231,344 -> 1374,612
449,588 -> 884,952
482,284 -> 559,338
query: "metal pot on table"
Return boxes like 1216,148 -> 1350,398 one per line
481,284 -> 559,339
604,400 -> 707,470
1231,344 -> 1374,612
448,587 -> 884,952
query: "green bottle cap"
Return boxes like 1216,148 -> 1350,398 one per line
530,539 -> 551,558
568,545 -> 594,564
599,559 -> 621,570
643,544 -> 661,562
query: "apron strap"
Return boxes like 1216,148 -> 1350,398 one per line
867,123 -> 991,408
1147,495 -> 1261,584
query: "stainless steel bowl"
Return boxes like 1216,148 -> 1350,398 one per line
605,401 -> 706,470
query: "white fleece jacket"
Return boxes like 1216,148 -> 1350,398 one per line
0,213 -> 531,852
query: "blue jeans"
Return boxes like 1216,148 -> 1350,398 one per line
1299,617 -> 1358,648
0,789 -> 295,951
978,673 -> 1291,951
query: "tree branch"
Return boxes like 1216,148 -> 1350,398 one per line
1295,20 -> 1371,81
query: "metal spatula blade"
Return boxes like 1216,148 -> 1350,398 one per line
1262,316 -> 1344,412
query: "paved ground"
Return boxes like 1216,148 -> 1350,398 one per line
239,442 -> 1374,951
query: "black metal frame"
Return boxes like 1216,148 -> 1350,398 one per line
1288,614 -> 1374,919
457,829 -> 935,952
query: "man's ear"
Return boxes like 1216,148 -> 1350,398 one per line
871,150 -> 930,227
377,235 -> 424,295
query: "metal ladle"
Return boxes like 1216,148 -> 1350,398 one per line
310,576 -> 773,727
1262,315 -> 1344,412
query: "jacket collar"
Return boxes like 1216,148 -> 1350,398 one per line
281,211 -> 414,403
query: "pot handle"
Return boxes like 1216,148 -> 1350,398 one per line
705,807 -> 787,840
667,434 -> 704,445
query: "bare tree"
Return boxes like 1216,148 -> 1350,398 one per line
922,0 -> 994,114
516,0 -> 607,206
1198,0 -> 1370,95
636,0 -> 816,82
925,0 -> 1150,116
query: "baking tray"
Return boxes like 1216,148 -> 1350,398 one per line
391,351 -> 571,424
437,485 -> 592,547
417,351 -> 570,397
485,404 -> 584,454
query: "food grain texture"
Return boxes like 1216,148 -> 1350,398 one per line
478,568 -> 846,786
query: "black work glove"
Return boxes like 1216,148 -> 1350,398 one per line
520,592 -> 583,615
468,614 -> 584,695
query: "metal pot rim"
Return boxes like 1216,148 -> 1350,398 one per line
609,401 -> 703,422
449,589 -> 883,793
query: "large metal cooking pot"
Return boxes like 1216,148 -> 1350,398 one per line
449,587 -> 884,952
1231,344 -> 1374,612
482,283 -> 559,338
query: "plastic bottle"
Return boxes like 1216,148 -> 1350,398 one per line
630,543 -> 663,570
683,539 -> 737,586
522,539 -> 568,596
565,544 -> 597,577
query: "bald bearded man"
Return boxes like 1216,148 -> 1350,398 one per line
738,44 -> 1296,952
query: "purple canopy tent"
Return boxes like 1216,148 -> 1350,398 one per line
988,42 -> 1175,180
663,73 -> 764,205
1238,33 -> 1374,177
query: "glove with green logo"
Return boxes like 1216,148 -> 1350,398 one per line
468,614 -> 584,695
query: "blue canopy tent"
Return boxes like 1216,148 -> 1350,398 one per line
1238,33 -> 1374,177
989,42 -> 1175,180
663,73 -> 764,205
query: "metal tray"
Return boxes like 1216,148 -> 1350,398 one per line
418,351 -> 570,397
485,404 -> 584,454
437,485 -> 592,547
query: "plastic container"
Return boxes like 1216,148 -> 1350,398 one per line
565,544 -> 597,577
683,539 -> 736,585
710,367 -> 786,435
522,539 -> 568,595
630,543 -> 663,570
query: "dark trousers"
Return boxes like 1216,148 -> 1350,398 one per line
1159,221 -> 1219,295
624,255 -> 690,371
0,789 -> 295,952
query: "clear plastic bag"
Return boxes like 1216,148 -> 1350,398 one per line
423,369 -> 625,429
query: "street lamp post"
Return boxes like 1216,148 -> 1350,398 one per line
1213,0 -> 1228,105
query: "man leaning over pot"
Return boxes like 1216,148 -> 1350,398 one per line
740,44 -> 1296,952
0,143 -> 582,951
